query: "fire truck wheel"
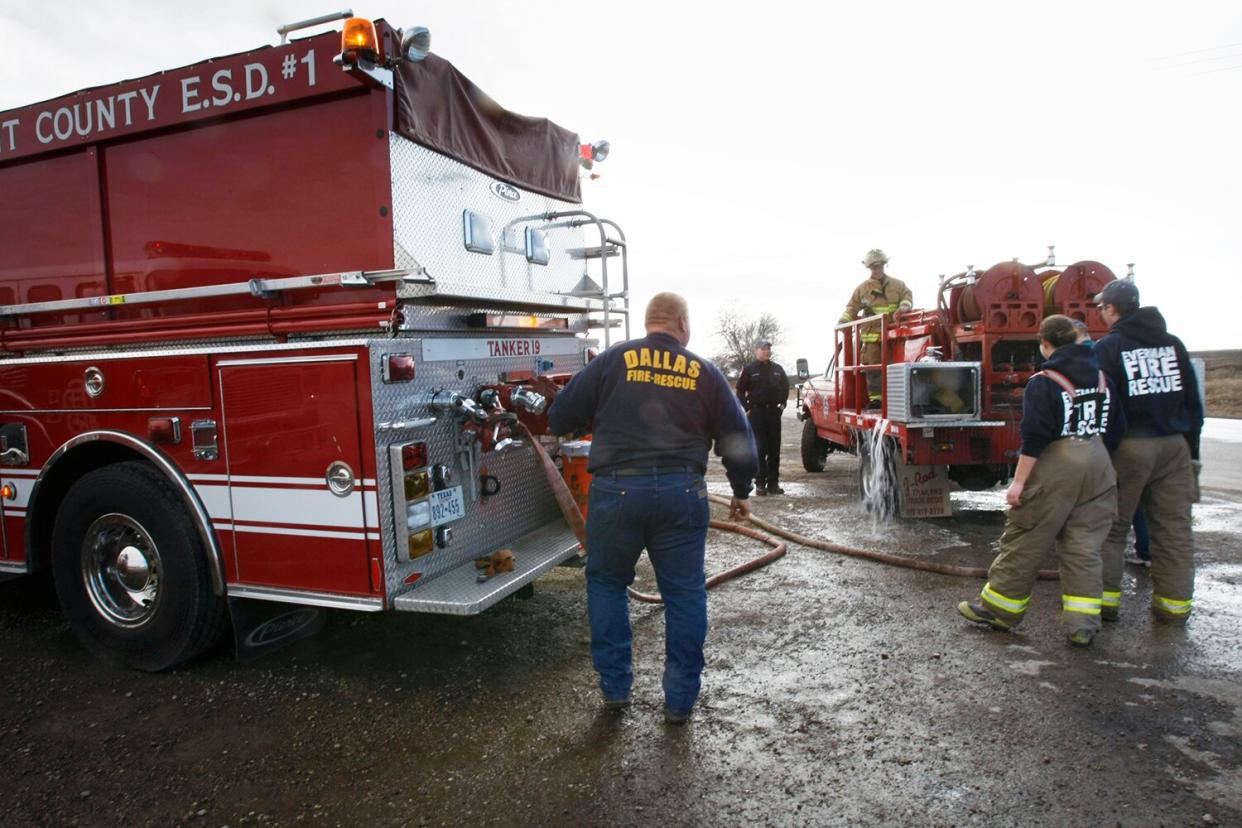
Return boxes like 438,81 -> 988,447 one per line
50,461 -> 226,671
801,419 -> 830,472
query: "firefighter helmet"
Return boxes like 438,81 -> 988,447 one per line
863,249 -> 889,268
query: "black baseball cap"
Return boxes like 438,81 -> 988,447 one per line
1097,279 -> 1139,307
756,340 -> 772,348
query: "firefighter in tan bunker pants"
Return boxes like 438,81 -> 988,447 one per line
1093,279 -> 1203,624
839,249 -> 912,406
958,315 -> 1122,647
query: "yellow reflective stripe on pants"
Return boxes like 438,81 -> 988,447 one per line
861,333 -> 880,343
1062,594 -> 1103,615
1101,591 -> 1121,608
981,582 -> 1030,615
1154,595 -> 1192,615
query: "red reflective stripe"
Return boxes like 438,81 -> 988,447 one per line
1038,368 -> 1106,396
1037,369 -> 1077,397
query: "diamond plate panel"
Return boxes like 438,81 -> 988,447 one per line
389,136 -> 599,305
392,522 -> 580,615
366,337 -> 587,606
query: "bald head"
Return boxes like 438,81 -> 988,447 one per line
645,292 -> 691,345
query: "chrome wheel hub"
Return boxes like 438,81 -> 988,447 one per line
82,513 -> 161,628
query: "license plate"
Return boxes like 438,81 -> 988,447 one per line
429,486 -> 466,526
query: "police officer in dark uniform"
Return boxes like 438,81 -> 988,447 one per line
735,340 -> 790,495
548,292 -> 757,725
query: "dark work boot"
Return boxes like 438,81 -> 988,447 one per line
957,600 -> 1012,631
1067,628 -> 1095,647
664,705 -> 692,725
767,483 -> 785,495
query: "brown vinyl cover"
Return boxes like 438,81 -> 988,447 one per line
394,54 -> 582,203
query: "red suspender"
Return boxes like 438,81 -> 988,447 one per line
1036,369 -> 1106,396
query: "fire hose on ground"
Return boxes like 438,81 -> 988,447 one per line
523,424 -> 788,603
627,520 -> 788,604
706,494 -> 1059,581
524,424 -> 1056,607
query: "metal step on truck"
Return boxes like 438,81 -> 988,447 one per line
0,12 -> 628,669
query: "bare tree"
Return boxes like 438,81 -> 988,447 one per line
713,311 -> 782,379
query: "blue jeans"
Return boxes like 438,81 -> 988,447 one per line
585,470 -> 710,714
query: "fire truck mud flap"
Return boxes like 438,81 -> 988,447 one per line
392,522 -> 581,615
228,598 -> 327,663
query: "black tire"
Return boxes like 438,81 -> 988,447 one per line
51,461 -> 226,671
856,432 -> 901,518
801,418 -> 830,472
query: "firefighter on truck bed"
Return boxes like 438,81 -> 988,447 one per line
839,249 -> 913,407
547,292 -> 757,724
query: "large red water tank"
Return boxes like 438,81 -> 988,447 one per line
952,262 -> 1044,330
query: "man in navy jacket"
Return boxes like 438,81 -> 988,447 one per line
1094,280 -> 1204,624
548,292 -> 756,724
736,340 -> 790,495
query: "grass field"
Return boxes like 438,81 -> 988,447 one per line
1195,349 -> 1242,419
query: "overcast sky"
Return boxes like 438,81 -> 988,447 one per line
2,1 -> 1239,365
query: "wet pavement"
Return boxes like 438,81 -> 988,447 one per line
1,410 -> 1239,826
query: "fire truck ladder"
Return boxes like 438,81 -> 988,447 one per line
504,210 -> 631,346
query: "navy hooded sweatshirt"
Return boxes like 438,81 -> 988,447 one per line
1021,342 -> 1124,459
1094,306 -> 1203,459
548,332 -> 758,498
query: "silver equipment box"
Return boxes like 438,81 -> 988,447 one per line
885,362 -> 982,423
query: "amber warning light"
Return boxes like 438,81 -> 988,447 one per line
341,17 -> 379,60
0,483 -> 15,501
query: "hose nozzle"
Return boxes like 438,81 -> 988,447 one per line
510,387 -> 548,415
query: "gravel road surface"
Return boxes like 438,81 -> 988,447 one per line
1,411 -> 1239,826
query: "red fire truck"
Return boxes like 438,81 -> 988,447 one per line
0,14 -> 626,669
796,252 -> 1119,515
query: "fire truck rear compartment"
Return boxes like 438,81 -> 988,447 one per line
366,341 -> 586,613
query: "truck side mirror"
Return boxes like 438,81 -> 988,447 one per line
795,358 -> 810,381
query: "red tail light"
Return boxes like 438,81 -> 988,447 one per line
147,417 -> 182,444
401,442 -> 428,471
384,353 -> 416,383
